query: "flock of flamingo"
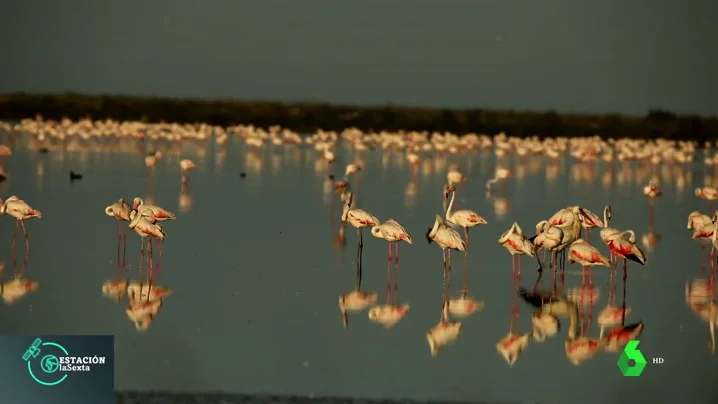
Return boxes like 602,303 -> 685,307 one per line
0,118 -> 717,364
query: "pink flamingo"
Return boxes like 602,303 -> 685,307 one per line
498,222 -> 535,280
426,214 -> 466,296
341,192 -> 380,288
180,159 -> 196,186
128,211 -> 166,300
371,219 -> 412,298
105,198 -> 132,274
567,239 -> 610,286
445,185 -> 487,291
0,196 -> 42,269
605,230 -> 646,281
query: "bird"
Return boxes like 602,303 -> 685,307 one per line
498,222 -> 536,280
69,171 -> 83,182
696,186 -> 718,209
179,159 -> 196,185
371,219 -> 412,291
426,214 -> 466,290
605,230 -> 646,280
145,151 -> 162,169
643,178 -> 662,199
567,239 -> 611,285
447,165 -> 466,185
532,220 -> 564,271
105,198 -> 132,271
598,205 -> 620,265
0,196 -> 42,261
132,198 -> 176,221
445,185 -> 487,278
486,166 -> 512,192
128,210 -> 166,298
687,211 -> 713,231
341,192 -> 380,287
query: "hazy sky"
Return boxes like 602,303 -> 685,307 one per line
1,1 -> 717,116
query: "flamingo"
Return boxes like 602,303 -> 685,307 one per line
180,159 -> 196,185
341,192 -> 380,287
643,178 -> 662,223
105,198 -> 132,273
605,230 -> 646,281
128,210 -> 166,300
498,222 -> 536,280
486,166 -> 512,192
445,185 -> 487,290
0,196 -> 42,265
553,206 -> 596,272
695,186 -> 718,209
447,166 -> 466,185
598,205 -> 620,266
426,214 -> 466,293
371,219 -> 412,294
532,220 -> 563,272
132,197 -> 176,221
693,213 -> 718,269
567,239 -> 610,286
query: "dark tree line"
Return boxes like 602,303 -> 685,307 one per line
0,92 -> 716,142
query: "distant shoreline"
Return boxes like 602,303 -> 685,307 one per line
0,92 -> 716,141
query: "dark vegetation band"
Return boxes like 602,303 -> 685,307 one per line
0,92 -> 716,142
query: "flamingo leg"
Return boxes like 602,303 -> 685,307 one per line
355,227 -> 361,289
122,231 -> 128,271
138,238 -> 145,302
11,219 -> 18,271
463,227 -> 469,297
386,241 -> 392,303
623,258 -> 628,282
441,248 -> 447,313
116,220 -> 122,276
147,239 -> 154,302
20,220 -> 29,271
394,241 -> 399,305
511,255 -> 516,280
358,228 -> 364,288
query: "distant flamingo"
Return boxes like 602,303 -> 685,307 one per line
486,166 -> 512,192
371,219 -> 412,296
498,222 -> 535,280
426,214 -> 466,293
0,145 -> 12,171
643,178 -> 662,224
689,211 -> 714,264
0,196 -> 42,268
696,186 -> 718,210
605,230 -> 647,281
567,239 -> 610,286
105,198 -> 132,274
341,192 -> 380,288
180,159 -> 196,185
445,185 -> 487,292
447,165 -> 466,186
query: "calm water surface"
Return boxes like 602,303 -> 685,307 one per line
0,131 -> 716,404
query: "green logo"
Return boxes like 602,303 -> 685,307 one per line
617,340 -> 647,376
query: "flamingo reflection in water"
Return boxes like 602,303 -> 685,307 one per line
565,278 -> 603,366
427,281 -> 462,357
602,273 -> 644,353
338,278 -> 378,329
0,263 -> 39,304
686,277 -> 717,354
598,272 -> 631,339
497,282 -> 530,366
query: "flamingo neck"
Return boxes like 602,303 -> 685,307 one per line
446,191 -> 456,219
603,208 -> 610,227
370,226 -> 382,238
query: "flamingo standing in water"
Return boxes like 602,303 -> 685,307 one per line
445,185 -> 487,291
0,196 -> 42,266
105,198 -> 132,272
695,186 -> 718,210
498,223 -> 535,280
605,230 -> 646,281
567,239 -> 610,286
692,213 -> 718,269
179,159 -> 196,185
689,211 -> 715,264
132,197 -> 176,221
128,210 -> 166,300
426,214 -> 466,294
598,205 -> 620,266
341,192 -> 380,288
532,220 -> 563,272
371,219 -> 412,296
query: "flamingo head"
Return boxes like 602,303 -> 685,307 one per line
425,228 -> 434,244
132,197 -> 143,210
444,185 -> 455,199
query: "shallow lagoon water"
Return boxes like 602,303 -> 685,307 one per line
0,131 -> 717,404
